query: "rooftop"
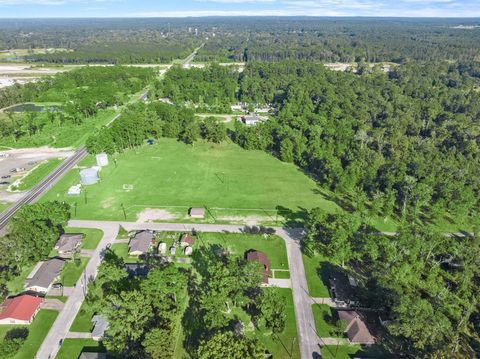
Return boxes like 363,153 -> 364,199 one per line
0,295 -> 43,321
55,233 -> 84,253
26,258 -> 64,290
128,230 -> 154,254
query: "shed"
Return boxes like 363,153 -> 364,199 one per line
25,258 -> 64,293
0,295 -> 43,325
170,246 -> 176,255
128,230 -> 154,256
245,250 -> 271,284
180,233 -> 196,247
338,310 -> 375,345
55,233 -> 84,257
184,246 -> 193,256
158,242 -> 167,254
80,168 -> 99,185
91,315 -> 109,341
189,207 -> 205,218
96,153 -> 108,167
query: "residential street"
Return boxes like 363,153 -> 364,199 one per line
35,221 -> 119,359
38,220 -> 320,359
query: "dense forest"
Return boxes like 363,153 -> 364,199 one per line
1,18 -> 480,63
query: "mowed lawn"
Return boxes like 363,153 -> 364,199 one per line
56,339 -> 104,359
41,138 -> 339,222
0,310 -> 58,359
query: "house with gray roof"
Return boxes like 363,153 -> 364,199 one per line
91,315 -> 109,341
128,230 -> 154,256
79,352 -> 106,359
25,258 -> 64,293
55,233 -> 84,257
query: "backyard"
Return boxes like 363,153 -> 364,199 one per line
56,339 -> 104,359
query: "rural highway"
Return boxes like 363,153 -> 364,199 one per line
0,146 -> 88,231
39,220 -> 320,359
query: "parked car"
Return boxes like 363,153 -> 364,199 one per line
1,175 -> 10,179
0,181 -> 10,185
28,161 -> 37,165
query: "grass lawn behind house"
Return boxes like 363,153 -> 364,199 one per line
70,301 -> 94,332
56,339 -> 104,359
60,257 -> 89,286
199,232 -> 289,269
0,310 -> 58,359
303,254 -> 331,298
64,227 -> 103,250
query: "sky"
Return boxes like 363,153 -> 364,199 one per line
0,0 -> 479,18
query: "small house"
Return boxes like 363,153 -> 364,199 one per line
329,270 -> 358,307
91,315 -> 109,341
180,233 -> 196,247
189,207 -> 205,218
55,233 -> 84,257
245,250 -> 271,284
338,310 -> 375,345
25,258 -> 65,293
237,114 -> 267,126
170,246 -> 176,255
0,295 -> 43,325
128,230 -> 154,256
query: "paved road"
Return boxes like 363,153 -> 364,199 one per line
65,220 -> 320,359
35,221 -> 119,359
0,146 -> 88,231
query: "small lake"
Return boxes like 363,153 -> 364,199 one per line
6,103 -> 61,113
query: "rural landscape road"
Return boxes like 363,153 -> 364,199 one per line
40,220 -> 320,359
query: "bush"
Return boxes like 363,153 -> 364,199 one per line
0,328 -> 29,358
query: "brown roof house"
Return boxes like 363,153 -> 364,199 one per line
55,233 -> 84,257
25,258 -> 65,293
245,250 -> 271,284
128,230 -> 154,256
338,310 -> 375,345
188,207 -> 205,218
180,233 -> 196,247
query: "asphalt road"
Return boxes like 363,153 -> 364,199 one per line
35,221 -> 119,359
51,220 -> 321,359
0,146 -> 87,231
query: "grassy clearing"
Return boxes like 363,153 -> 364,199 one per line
303,254 -> 331,297
256,288 -> 300,359
70,301 -> 94,332
312,304 -> 340,337
13,158 -> 62,191
60,257 -> 89,286
274,270 -> 291,279
199,232 -> 289,269
0,310 -> 58,359
111,243 -> 141,264
56,339 -> 104,359
45,295 -> 68,303
64,227 -> 103,250
41,138 -> 339,223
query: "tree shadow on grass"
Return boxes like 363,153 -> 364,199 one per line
275,205 -> 308,228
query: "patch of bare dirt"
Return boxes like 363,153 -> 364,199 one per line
136,208 -> 176,223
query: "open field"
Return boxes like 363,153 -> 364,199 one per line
0,310 -> 58,359
42,138 -> 340,225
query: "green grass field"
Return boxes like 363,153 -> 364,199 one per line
303,254 -> 331,298
14,158 -> 62,191
56,339 -> 104,359
312,304 -> 340,337
6,262 -> 36,295
42,138 -> 340,224
60,257 -> 89,286
0,202 -> 10,214
70,301 -> 94,332
0,310 -> 58,359
198,232 -> 289,269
